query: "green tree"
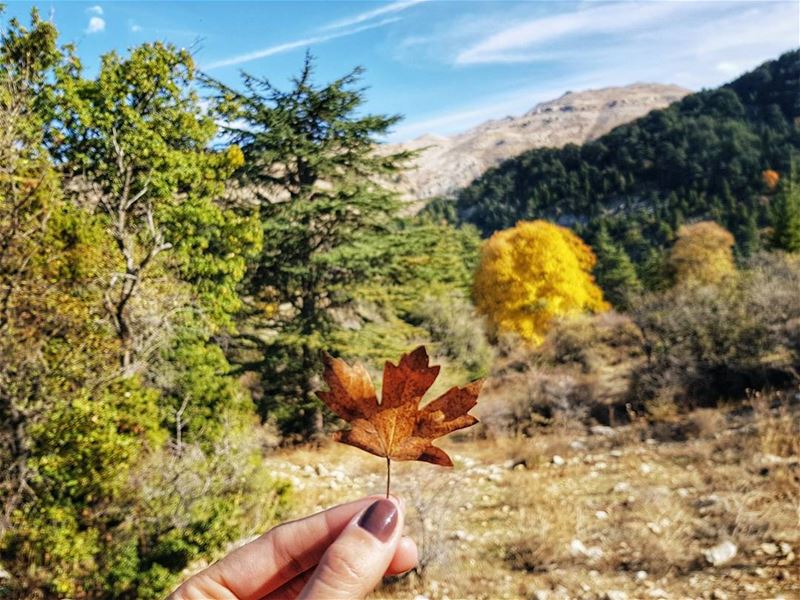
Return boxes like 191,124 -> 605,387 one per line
771,180 -> 800,252
53,42 -> 258,370
592,226 -> 642,309
1,14 -> 287,598
207,55 -> 411,434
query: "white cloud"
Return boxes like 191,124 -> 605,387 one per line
389,1 -> 799,142
87,5 -> 103,16
204,0 -> 426,70
86,16 -> 106,34
321,0 -> 426,31
204,17 -> 399,70
456,2 -> 716,65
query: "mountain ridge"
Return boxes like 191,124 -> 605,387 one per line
384,83 -> 690,203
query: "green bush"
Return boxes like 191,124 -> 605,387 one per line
406,293 -> 494,382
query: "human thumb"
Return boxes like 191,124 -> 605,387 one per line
298,497 -> 403,600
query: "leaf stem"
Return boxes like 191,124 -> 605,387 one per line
386,457 -> 391,499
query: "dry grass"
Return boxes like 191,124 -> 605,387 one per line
265,402 -> 800,600
750,388 -> 800,458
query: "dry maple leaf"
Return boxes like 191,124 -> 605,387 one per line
317,345 -> 483,496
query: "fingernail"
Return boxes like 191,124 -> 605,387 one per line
358,499 -> 398,542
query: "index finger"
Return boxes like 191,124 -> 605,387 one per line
181,495 -> 389,600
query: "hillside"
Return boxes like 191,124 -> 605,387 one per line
433,50 -> 800,268
384,84 -> 688,202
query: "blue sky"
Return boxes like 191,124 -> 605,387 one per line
3,1 -> 798,141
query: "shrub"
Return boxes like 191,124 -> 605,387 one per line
485,252 -> 800,430
666,221 -> 735,286
406,293 -> 494,381
631,252 -> 800,409
480,312 -> 645,432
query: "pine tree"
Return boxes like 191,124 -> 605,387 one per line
593,226 -> 643,309
771,181 -> 800,252
206,55 -> 412,434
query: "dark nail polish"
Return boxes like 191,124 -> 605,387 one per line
357,500 -> 398,542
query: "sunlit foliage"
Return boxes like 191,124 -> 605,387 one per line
473,220 -> 608,345
667,221 -> 735,285
762,169 -> 780,191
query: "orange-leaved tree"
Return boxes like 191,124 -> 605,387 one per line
667,221 -> 735,286
473,220 -> 608,345
762,169 -> 780,191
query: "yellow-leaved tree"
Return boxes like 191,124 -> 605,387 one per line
668,221 -> 735,286
473,220 -> 608,345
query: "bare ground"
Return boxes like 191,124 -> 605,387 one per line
265,404 -> 799,600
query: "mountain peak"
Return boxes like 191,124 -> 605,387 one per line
386,83 -> 690,203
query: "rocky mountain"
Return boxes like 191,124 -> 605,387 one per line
384,83 -> 689,202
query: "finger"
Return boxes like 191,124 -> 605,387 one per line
172,495 -> 388,600
263,536 -> 417,600
387,536 -> 418,575
297,497 -> 403,600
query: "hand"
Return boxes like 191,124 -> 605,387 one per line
170,495 -> 418,600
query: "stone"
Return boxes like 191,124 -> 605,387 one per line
704,541 -> 737,566
636,570 -> 648,581
640,463 -> 654,475
646,589 -> 669,599
552,455 -> 566,466
595,510 -> 609,520
329,469 -> 347,481
695,494 -> 720,508
761,542 -> 779,556
449,529 -> 475,542
569,538 -> 604,560
604,591 -> 628,600
712,590 -> 728,600
569,538 -> 588,557
613,481 -> 632,493
590,425 -> 616,436
647,522 -> 662,535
